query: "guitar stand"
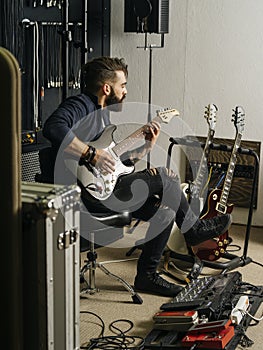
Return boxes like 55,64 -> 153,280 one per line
165,137 -> 259,274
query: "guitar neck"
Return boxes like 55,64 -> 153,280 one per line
112,115 -> 161,157
219,132 -> 242,207
192,129 -> 215,197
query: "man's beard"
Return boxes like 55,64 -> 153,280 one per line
106,87 -> 125,112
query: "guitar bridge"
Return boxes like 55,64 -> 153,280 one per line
86,184 -> 103,194
216,202 -> 227,214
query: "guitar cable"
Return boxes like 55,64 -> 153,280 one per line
80,311 -> 145,350
214,171 -> 226,189
199,166 -> 213,198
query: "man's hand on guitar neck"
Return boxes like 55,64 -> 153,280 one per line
142,120 -> 161,152
120,121 -> 161,166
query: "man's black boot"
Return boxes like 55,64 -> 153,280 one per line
134,272 -> 183,297
184,213 -> 232,246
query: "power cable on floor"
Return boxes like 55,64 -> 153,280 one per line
80,312 -> 145,350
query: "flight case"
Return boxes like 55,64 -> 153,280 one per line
21,182 -> 81,350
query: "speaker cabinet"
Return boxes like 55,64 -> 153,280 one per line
21,143 -> 49,182
124,0 -> 169,34
21,148 -> 41,182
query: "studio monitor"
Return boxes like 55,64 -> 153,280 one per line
124,0 -> 169,34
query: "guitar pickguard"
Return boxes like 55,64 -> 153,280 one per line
77,144 -> 134,200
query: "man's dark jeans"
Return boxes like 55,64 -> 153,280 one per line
82,166 -> 196,275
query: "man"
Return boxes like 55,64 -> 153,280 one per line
43,56 -> 232,297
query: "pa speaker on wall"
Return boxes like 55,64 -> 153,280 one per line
124,0 -> 169,34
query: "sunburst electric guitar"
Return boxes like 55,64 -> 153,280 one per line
191,106 -> 245,261
166,103 -> 217,254
67,108 -> 180,200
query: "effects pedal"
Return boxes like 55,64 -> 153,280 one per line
160,299 -> 205,311
153,310 -> 199,332
181,322 -> 235,349
186,319 -> 232,334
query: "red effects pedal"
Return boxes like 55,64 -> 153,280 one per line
181,320 -> 235,349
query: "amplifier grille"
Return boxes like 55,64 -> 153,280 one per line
21,150 -> 41,182
159,0 -> 169,33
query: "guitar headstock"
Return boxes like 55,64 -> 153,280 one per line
156,108 -> 180,124
232,106 -> 245,134
204,103 -> 218,131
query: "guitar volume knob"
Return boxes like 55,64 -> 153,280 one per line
212,193 -> 218,200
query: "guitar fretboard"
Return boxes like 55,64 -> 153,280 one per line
219,132 -> 242,206
192,129 -> 215,197
112,115 -> 161,157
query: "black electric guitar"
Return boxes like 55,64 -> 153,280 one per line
66,108 -> 179,200
167,104 -> 217,254
192,106 -> 245,261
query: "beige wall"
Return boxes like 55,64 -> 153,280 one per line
111,0 -> 263,226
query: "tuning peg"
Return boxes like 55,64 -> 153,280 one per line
213,103 -> 218,109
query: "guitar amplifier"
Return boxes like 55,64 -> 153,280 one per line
21,129 -> 36,145
185,137 -> 261,209
21,143 -> 51,182
21,147 -> 41,182
22,182 -> 81,350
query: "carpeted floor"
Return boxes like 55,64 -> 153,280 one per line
79,224 -> 263,349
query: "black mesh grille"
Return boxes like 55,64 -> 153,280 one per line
21,150 -> 41,182
160,0 -> 169,33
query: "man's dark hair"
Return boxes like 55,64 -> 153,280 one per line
81,56 -> 128,95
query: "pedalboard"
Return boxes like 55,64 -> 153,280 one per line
144,272 -> 263,350
160,271 -> 242,319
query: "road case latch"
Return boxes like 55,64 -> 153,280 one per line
57,229 -> 78,250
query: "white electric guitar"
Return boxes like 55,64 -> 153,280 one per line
167,104 -> 218,254
66,108 -> 179,200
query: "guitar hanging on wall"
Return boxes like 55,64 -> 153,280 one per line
166,103 -> 218,255
66,108 -> 180,200
191,106 -> 245,261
